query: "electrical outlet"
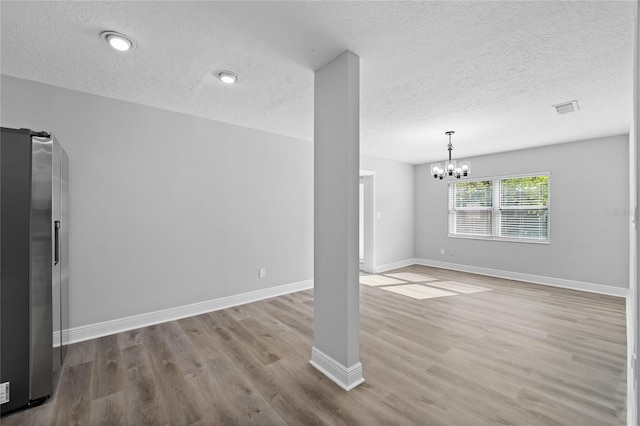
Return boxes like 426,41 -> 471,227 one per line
440,248 -> 446,255
259,268 -> 266,278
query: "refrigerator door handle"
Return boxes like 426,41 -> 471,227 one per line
54,221 -> 60,265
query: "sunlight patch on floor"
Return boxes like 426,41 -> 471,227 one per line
427,281 -> 492,294
380,284 -> 457,299
360,274 -> 493,300
359,275 -> 406,286
384,272 -> 438,282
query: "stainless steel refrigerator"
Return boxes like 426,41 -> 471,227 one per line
0,127 -> 69,414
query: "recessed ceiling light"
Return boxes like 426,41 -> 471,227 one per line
100,31 -> 135,52
216,71 -> 238,84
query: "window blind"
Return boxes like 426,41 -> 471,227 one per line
499,209 -> 549,240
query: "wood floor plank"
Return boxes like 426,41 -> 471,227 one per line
157,321 -> 206,377
184,356 -> 244,425
62,339 -> 96,367
117,328 -> 144,350
50,361 -> 93,425
121,344 -> 170,426
88,391 -> 125,426
178,314 -> 222,363
140,325 -> 203,425
517,385 -> 615,425
207,310 -> 281,366
206,354 -> 286,425
2,265 -> 627,425
91,334 -> 123,399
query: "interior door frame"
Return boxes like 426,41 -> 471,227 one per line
360,170 -> 375,273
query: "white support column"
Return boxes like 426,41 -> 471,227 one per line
310,50 -> 364,391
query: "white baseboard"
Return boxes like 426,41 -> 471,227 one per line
414,258 -> 628,298
375,258 -> 419,273
54,279 -> 313,346
53,258 -> 626,347
309,346 -> 365,391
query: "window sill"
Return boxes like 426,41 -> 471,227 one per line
448,234 -> 550,245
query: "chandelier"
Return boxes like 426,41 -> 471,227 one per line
430,131 -> 470,180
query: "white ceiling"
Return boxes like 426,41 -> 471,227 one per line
0,1 -> 635,164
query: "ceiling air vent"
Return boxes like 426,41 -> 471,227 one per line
552,100 -> 579,115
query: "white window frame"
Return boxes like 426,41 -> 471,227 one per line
448,172 -> 550,244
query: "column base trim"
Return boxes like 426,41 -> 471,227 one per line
309,346 -> 365,391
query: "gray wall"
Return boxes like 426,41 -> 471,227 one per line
361,154 -> 415,269
415,135 -> 629,288
1,75 -> 313,329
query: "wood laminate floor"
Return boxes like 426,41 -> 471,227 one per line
3,265 -> 627,425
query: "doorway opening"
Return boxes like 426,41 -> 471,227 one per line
359,170 -> 375,273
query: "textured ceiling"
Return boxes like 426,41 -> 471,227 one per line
0,1 -> 635,164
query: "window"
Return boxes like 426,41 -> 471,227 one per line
498,176 -> 549,241
449,174 -> 549,243
448,180 -> 493,237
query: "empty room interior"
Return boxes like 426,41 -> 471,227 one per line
1,1 -> 640,425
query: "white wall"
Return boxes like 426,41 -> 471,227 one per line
415,135 -> 629,289
1,75 -> 313,330
632,2 -> 639,423
361,154 -> 415,270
